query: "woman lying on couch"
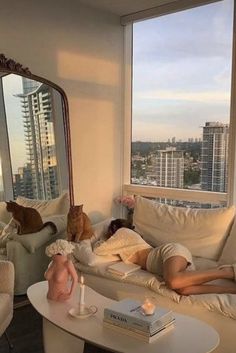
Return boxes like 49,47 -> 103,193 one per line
94,219 -> 236,295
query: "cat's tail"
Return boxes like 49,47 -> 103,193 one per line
41,221 -> 57,234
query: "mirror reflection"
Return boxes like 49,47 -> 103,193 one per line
0,62 -> 71,296
0,74 -> 69,201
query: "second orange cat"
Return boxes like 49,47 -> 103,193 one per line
67,204 -> 94,242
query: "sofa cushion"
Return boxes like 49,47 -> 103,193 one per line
16,192 -> 70,217
133,196 -> 235,260
218,218 -> 236,265
0,202 -> 11,224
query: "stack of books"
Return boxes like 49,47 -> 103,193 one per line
107,262 -> 141,279
103,298 -> 175,343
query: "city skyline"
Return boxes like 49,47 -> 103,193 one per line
132,122 -> 229,194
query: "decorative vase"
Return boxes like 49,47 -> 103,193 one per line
127,208 -> 134,224
44,254 -> 78,301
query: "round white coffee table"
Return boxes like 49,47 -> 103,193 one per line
27,281 -> 219,353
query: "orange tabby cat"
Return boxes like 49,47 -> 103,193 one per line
6,201 -> 56,235
67,205 -> 94,242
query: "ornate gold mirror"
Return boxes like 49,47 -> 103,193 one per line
0,54 -> 74,205
0,54 -> 74,295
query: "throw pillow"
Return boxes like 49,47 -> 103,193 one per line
218,219 -> 236,265
10,224 -> 56,253
73,240 -> 119,266
0,201 -> 11,224
133,196 -> 235,260
0,219 -> 17,248
16,192 -> 70,217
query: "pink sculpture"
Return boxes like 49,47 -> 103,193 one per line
44,239 -> 78,301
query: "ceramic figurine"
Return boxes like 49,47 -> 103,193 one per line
44,239 -> 78,301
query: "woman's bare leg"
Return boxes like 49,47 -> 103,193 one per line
163,256 -> 236,294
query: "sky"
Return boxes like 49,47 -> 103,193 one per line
2,74 -> 26,173
132,0 -> 234,142
0,0 -> 234,176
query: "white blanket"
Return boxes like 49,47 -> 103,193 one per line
94,227 -> 151,262
75,257 -> 236,320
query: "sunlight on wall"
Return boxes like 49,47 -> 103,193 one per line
57,51 -> 120,86
70,96 -> 116,166
69,96 -> 120,215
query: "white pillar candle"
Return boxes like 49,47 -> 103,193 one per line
141,299 -> 156,315
79,275 -> 85,306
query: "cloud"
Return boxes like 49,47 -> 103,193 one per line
134,89 -> 230,104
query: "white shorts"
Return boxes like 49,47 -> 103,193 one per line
146,242 -> 195,277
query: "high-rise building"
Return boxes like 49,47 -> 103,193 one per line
16,78 -> 59,200
147,147 -> 184,188
13,164 -> 33,199
201,122 -> 228,192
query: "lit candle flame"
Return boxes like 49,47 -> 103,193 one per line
141,298 -> 156,315
80,275 -> 84,285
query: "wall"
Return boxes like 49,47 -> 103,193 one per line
0,0 -> 124,222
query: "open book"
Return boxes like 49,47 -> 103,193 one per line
107,262 -> 141,278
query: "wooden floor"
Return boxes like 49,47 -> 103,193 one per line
0,299 -> 111,353
0,303 -> 43,353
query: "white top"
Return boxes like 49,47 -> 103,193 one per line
27,281 -> 219,353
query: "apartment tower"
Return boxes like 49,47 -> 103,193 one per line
147,147 -> 184,188
201,122 -> 228,192
15,78 -> 59,200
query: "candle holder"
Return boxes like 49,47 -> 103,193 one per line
68,274 -> 98,319
69,305 -> 98,319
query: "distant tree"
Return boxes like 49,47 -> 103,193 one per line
184,169 -> 200,186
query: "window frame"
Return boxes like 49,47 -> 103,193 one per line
123,0 -> 236,206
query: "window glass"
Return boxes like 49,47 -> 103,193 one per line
132,0 -> 234,196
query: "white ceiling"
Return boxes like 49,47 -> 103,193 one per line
78,0 -> 178,16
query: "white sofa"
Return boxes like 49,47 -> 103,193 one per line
0,193 -> 69,295
0,260 -> 14,339
74,196 -> 236,353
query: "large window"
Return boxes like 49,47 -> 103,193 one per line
128,0 -> 234,206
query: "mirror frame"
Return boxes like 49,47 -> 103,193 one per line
0,53 -> 74,206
